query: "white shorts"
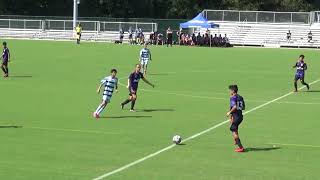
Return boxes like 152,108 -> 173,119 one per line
102,95 -> 111,103
140,60 -> 149,66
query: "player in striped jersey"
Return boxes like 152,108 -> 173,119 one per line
93,69 -> 118,119
139,43 -> 152,75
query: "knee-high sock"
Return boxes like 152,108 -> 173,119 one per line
294,81 -> 298,91
95,104 -> 106,115
235,138 -> 243,148
1,66 -> 6,74
131,100 -> 136,110
302,81 -> 310,90
122,99 -> 131,106
5,67 -> 8,75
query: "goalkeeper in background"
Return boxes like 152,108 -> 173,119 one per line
75,23 -> 82,44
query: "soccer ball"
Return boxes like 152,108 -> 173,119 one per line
172,135 -> 182,145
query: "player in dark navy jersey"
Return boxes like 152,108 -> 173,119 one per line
226,85 -> 245,152
1,42 -> 10,77
293,55 -> 310,92
121,64 -> 155,112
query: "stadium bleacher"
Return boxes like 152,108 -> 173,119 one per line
1,10 -> 320,48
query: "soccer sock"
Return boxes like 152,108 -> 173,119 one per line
302,82 -> 310,90
235,138 -> 243,149
5,67 -> 8,75
95,104 -> 104,114
97,104 -> 106,115
122,99 -> 131,105
1,66 -> 6,74
131,100 -> 136,110
294,82 -> 298,91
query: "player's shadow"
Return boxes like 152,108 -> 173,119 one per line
245,146 -> 280,152
137,109 -> 175,112
0,125 -> 23,128
301,90 -> 320,93
101,115 -> 152,119
9,75 -> 32,78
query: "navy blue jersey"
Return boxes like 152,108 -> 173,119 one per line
294,61 -> 307,75
129,72 -> 144,91
230,94 -> 245,116
2,47 -> 9,61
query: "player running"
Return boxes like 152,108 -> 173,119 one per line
93,69 -> 118,119
293,55 -> 310,92
121,64 -> 155,112
139,43 -> 152,75
226,85 -> 245,152
1,42 -> 10,78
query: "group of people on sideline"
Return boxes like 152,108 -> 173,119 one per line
118,27 -> 233,47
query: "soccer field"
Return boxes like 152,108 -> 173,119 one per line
1,40 -> 320,180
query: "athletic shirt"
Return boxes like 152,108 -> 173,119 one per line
295,61 -> 307,74
129,72 -> 144,90
101,76 -> 118,97
230,94 -> 245,116
2,47 -> 9,61
140,48 -> 150,61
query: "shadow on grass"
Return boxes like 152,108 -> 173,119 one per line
0,125 -> 23,128
245,147 -> 280,152
101,115 -> 152,119
136,109 -> 175,112
9,75 -> 32,78
300,90 -> 320,93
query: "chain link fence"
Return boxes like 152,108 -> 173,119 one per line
204,10 -> 311,24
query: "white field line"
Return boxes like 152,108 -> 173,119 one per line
267,143 -> 320,148
27,127 -> 120,135
118,81 -> 320,105
93,78 -> 320,180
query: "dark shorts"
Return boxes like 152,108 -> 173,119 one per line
2,60 -> 8,66
230,114 -> 243,132
295,73 -> 305,81
129,87 -> 138,96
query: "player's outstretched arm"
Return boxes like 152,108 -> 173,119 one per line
97,84 -> 103,94
115,80 -> 119,93
126,78 -> 130,89
142,78 -> 155,88
293,62 -> 297,68
149,50 -> 152,61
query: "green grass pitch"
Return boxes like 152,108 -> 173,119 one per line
0,40 -> 320,180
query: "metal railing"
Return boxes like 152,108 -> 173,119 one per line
0,19 -> 157,32
203,10 -> 311,24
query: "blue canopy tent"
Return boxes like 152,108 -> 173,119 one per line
180,13 -> 219,29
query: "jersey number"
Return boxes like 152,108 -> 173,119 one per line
237,101 -> 244,110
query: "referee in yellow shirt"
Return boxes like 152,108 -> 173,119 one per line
75,23 -> 82,44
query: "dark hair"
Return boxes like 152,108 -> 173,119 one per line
299,54 -> 305,59
229,85 -> 238,93
3,41 -> 7,46
111,69 -> 117,73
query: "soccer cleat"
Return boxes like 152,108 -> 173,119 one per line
93,112 -> 100,119
130,109 -> 135,112
235,148 -> 245,152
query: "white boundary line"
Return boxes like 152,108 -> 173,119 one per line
93,79 -> 320,180
118,80 -> 320,105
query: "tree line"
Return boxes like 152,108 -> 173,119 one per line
0,0 -> 319,19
